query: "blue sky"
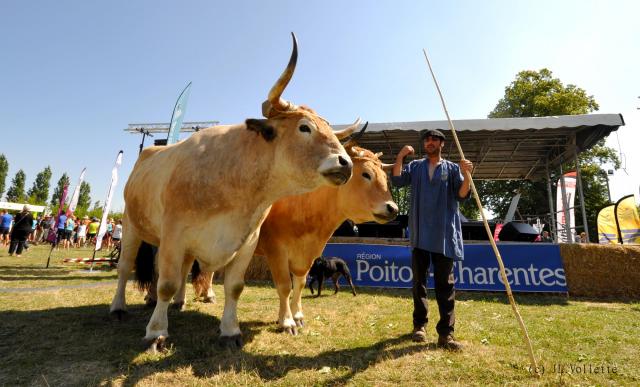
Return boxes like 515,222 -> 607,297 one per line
1,0 -> 639,211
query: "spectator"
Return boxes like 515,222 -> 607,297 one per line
63,216 -> 75,250
55,212 -> 68,249
1,210 -> 13,247
8,206 -> 34,257
579,232 -> 588,243
112,219 -> 123,244
541,231 -> 553,243
76,216 -> 88,248
87,217 -> 100,245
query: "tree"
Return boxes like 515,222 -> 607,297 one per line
488,68 -> 599,118
50,173 -> 70,207
478,68 -> 618,241
27,166 -> 52,205
6,169 -> 26,202
74,181 -> 92,217
0,154 -> 8,199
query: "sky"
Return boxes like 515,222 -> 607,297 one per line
1,0 -> 639,212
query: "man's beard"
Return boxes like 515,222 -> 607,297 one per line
425,145 -> 441,157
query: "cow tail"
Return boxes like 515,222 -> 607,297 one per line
134,241 -> 155,292
191,260 -> 207,297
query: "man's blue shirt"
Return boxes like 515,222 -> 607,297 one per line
391,158 -> 469,261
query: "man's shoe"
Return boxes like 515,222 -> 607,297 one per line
412,327 -> 427,343
437,334 -> 463,351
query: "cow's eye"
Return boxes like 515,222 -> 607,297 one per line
362,172 -> 372,180
299,124 -> 311,133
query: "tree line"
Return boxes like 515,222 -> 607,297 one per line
0,160 -> 106,218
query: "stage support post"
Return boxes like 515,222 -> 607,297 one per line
573,140 -> 589,242
558,161 -> 573,243
545,162 -> 557,242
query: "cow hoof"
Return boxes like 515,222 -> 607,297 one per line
109,310 -> 128,322
295,319 -> 304,328
280,326 -> 297,336
218,334 -> 243,349
202,296 -> 216,304
171,302 -> 185,311
145,298 -> 157,308
145,336 -> 167,354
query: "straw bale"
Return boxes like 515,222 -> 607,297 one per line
561,243 -> 640,298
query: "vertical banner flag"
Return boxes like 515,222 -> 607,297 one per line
556,171 -> 577,243
167,82 -> 192,145
66,168 -> 86,217
597,204 -> 619,244
615,195 -> 640,244
95,151 -> 123,251
57,185 -> 69,217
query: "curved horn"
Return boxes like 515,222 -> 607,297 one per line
374,152 -> 383,158
263,32 -> 298,116
381,162 -> 395,172
334,117 -> 361,140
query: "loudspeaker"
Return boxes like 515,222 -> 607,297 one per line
498,222 -> 539,242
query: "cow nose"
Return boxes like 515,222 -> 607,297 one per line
338,155 -> 349,166
386,202 -> 399,217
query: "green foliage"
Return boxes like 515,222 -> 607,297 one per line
74,181 -> 92,217
27,166 -> 52,205
480,68 -> 618,242
489,68 -> 599,118
6,170 -> 27,203
0,154 -> 8,199
390,186 -> 410,215
50,173 -> 70,207
86,200 -> 103,219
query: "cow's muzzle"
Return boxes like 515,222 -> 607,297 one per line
373,202 -> 399,223
320,155 -> 353,186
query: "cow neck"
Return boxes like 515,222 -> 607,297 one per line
291,184 -> 345,240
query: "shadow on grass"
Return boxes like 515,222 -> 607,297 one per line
0,303 -> 427,386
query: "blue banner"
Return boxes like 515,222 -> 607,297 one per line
167,82 -> 192,145
322,243 -> 567,292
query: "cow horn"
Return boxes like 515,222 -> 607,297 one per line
263,32 -> 298,117
339,119 -> 367,144
374,152 -> 383,158
381,162 -> 395,171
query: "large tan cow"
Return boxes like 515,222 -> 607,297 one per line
109,34 -> 360,349
189,144 -> 398,334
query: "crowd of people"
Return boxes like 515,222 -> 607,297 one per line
1,207 -> 122,257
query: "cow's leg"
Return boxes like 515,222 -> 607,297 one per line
202,271 -> 216,303
172,255 -> 195,311
144,243 -> 184,348
269,253 -> 296,335
109,230 -> 142,320
316,273 -> 324,297
219,237 -> 258,348
291,273 -> 307,327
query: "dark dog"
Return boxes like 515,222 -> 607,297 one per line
308,256 -> 356,297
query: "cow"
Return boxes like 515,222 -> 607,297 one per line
109,33 -> 360,350
187,144 -> 398,334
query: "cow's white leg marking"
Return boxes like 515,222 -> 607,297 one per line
291,274 -> 307,326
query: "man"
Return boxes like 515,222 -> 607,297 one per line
8,206 -> 34,257
391,129 -> 472,351
55,212 -> 68,248
1,210 -> 13,247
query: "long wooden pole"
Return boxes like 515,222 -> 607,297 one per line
422,49 -> 539,376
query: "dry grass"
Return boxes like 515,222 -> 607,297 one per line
1,245 -> 639,386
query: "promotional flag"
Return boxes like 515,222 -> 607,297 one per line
615,195 -> 640,245
597,204 -> 619,244
95,151 -> 123,251
166,82 -> 192,145
556,172 -> 576,243
66,168 -> 86,217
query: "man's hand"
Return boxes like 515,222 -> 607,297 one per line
459,159 -> 473,174
398,145 -> 415,160
392,145 -> 415,177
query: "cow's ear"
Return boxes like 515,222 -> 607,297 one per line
246,119 -> 277,142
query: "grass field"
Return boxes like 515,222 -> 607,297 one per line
1,245 -> 639,386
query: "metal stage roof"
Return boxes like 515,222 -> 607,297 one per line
333,113 -> 625,180
125,113 -> 624,181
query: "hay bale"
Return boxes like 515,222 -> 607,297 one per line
561,244 -> 640,298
